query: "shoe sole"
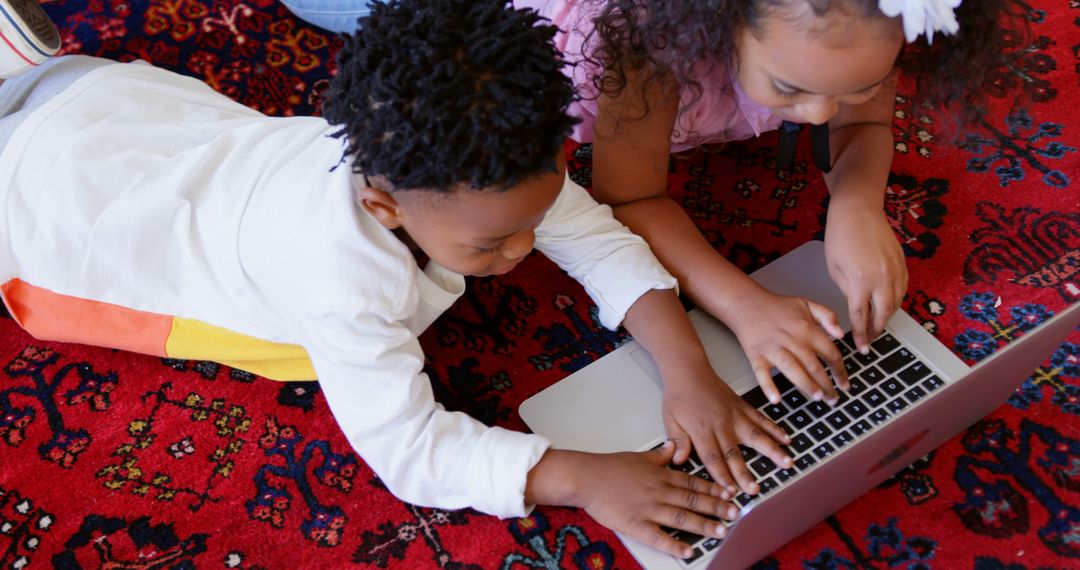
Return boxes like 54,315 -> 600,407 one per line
0,0 -> 59,78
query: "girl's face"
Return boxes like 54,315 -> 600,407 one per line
735,8 -> 904,125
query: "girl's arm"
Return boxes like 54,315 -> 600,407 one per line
590,68 -> 847,406
822,75 -> 908,353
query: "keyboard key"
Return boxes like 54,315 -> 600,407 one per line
922,375 -> 945,392
869,408 -> 891,425
879,349 -> 916,374
790,433 -> 813,454
834,338 -> 851,357
773,374 -> 796,394
881,378 -> 905,397
898,362 -> 931,385
844,358 -> 862,377
694,469 -> 714,483
702,537 -> 723,552
758,477 -> 779,495
904,385 -> 928,403
808,421 -> 834,441
871,333 -> 901,355
862,388 -> 886,407
887,398 -> 909,414
813,442 -> 836,460
775,467 -> 798,482
672,528 -> 704,546
859,365 -> 886,385
831,430 -> 855,448
850,419 -> 873,436
826,411 -> 851,429
788,410 -> 813,429
762,402 -> 789,421
739,445 -> 759,462
670,460 -> 696,473
848,377 -> 867,396
807,401 -> 832,418
852,350 -> 879,367
776,420 -> 793,436
684,547 -> 705,564
794,454 -> 817,470
734,493 -> 756,507
842,331 -> 859,351
843,399 -> 870,418
741,386 -> 770,408
750,456 -> 777,477
781,390 -> 808,410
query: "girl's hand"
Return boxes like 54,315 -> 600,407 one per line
573,444 -> 738,559
661,370 -> 793,496
824,199 -> 908,354
726,289 -> 848,404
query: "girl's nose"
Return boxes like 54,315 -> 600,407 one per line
797,96 -> 840,126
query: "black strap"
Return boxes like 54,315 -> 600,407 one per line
775,120 -> 833,174
775,120 -> 801,171
810,122 -> 833,173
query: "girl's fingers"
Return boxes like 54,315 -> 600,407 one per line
752,359 -> 782,404
806,299 -> 844,340
663,420 -> 692,466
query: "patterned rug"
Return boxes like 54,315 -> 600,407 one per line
1,1 -> 1077,568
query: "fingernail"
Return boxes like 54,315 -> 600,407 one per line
683,548 -> 694,559
812,391 -> 823,401
827,397 -> 839,406
783,456 -> 793,467
769,393 -> 780,404
717,522 -> 729,536
860,346 -> 870,355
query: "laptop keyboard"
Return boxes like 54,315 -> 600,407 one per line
662,331 -> 945,566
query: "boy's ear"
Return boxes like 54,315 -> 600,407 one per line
357,185 -> 405,229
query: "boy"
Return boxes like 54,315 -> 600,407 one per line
0,0 -> 790,558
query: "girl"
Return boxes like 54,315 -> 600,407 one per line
509,0 -> 1028,408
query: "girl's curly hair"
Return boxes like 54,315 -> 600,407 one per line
584,0 -> 1030,130
323,0 -> 578,192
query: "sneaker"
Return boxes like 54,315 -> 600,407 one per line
0,0 -> 60,79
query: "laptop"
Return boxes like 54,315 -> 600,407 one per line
519,240 -> 1080,569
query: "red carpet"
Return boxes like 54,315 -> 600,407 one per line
1,1 -> 1077,568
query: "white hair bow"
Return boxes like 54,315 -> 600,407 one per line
878,0 -> 962,44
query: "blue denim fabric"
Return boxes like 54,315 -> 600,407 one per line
279,0 -> 371,34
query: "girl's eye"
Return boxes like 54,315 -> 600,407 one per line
771,83 -> 801,100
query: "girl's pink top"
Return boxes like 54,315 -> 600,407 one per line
517,0 -> 782,152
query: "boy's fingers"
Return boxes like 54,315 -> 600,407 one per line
660,478 -> 739,521
695,439 -> 738,495
744,411 -> 794,469
719,442 -> 758,496
635,523 -> 700,560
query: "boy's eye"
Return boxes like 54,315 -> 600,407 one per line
474,245 -> 499,254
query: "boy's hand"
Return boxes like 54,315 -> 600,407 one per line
727,289 -> 848,404
574,443 -> 738,559
662,370 -> 793,496
824,200 -> 908,354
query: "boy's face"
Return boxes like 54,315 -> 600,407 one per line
359,155 -> 566,277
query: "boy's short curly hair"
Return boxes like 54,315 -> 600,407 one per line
322,0 -> 578,192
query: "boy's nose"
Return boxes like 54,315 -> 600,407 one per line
501,231 -> 535,261
797,96 -> 839,126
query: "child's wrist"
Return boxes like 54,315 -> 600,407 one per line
524,449 -> 589,508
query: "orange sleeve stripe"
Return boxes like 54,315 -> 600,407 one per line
1,278 -> 171,356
